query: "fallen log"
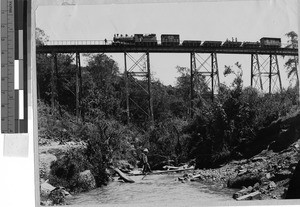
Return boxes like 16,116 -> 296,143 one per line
128,167 -> 194,176
190,174 -> 204,181
163,165 -> 180,170
236,191 -> 261,201
233,186 -> 253,199
114,168 -> 135,183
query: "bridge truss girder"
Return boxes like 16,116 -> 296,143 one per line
46,50 -> 287,124
190,52 -> 220,116
251,54 -> 282,93
124,52 -> 154,124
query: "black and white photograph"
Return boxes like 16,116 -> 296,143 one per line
34,0 -> 300,206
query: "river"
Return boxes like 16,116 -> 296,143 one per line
69,172 -> 237,206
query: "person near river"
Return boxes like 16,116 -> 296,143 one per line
141,148 -> 151,174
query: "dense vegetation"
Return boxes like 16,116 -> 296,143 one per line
37,29 -> 299,192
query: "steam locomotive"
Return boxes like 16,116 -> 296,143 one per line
112,34 -> 281,48
113,34 -> 157,46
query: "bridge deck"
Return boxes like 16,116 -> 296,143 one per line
36,44 -> 298,56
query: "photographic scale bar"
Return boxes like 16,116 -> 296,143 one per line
1,0 -> 27,133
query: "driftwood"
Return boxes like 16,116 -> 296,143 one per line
129,167 -> 194,176
163,165 -> 180,170
190,174 -> 204,181
114,168 -> 135,183
236,191 -> 261,201
233,186 -> 253,199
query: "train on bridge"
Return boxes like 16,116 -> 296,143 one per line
112,34 -> 281,48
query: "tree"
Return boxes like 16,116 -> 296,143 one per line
285,31 -> 299,88
286,31 -> 298,49
82,54 -> 124,120
36,27 -> 49,46
36,28 -> 50,100
175,66 -> 209,117
37,51 -> 76,114
223,62 -> 243,96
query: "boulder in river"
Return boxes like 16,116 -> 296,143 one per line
49,187 -> 70,205
41,181 -> 56,198
78,170 -> 96,191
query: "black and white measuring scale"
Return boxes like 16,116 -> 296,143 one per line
1,0 -> 28,133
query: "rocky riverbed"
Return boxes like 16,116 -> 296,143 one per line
39,136 -> 300,205
177,139 -> 300,200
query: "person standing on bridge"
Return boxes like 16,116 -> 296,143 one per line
142,148 -> 151,174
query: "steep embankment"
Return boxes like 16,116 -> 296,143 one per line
238,109 -> 300,158
178,110 -> 300,200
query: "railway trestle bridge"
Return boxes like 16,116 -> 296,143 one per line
36,41 -> 298,123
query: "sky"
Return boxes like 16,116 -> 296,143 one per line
35,0 -> 299,90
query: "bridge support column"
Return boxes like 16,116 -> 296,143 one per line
251,54 -> 282,93
51,52 -> 58,113
75,52 -> 82,121
124,52 -> 130,124
269,54 -> 282,93
251,53 -> 263,91
191,52 -> 219,102
190,52 -> 195,118
123,52 -> 153,125
146,52 -> 154,125
210,52 -> 220,101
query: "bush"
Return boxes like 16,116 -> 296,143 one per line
139,118 -> 189,167
38,100 -> 79,145
40,97 -> 140,191
48,124 -> 111,192
49,148 -> 91,193
184,80 -> 299,169
85,132 -> 109,187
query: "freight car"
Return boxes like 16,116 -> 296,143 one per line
161,34 -> 180,46
182,40 -> 202,47
135,34 -> 157,46
222,40 -> 242,47
242,41 -> 260,48
260,37 -> 281,48
202,40 -> 222,47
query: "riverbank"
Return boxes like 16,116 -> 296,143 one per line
39,136 -> 300,205
39,108 -> 300,205
177,138 -> 300,200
